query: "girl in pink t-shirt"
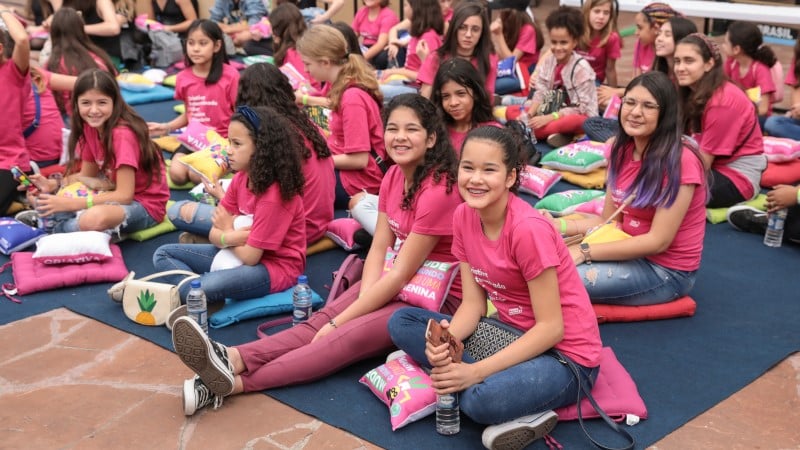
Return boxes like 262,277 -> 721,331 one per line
578,0 -> 620,86
676,33 -> 766,207
154,105 -> 306,310
351,0 -> 399,69
24,68 -> 67,167
418,2 -> 498,99
488,2 -> 543,96
432,58 -> 500,155
297,25 -> 387,208
558,72 -> 707,305
0,12 -> 31,216
148,20 -> 239,186
388,125 -> 601,445
45,7 -> 117,115
168,94 -> 464,416
31,69 -> 169,235
721,21 -> 779,121
379,0 -> 444,99
651,17 -> 696,78
764,48 -> 800,140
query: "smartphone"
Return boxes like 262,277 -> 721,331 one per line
425,319 -> 464,363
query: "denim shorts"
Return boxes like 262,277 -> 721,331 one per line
54,200 -> 158,234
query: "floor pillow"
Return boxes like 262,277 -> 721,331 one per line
126,201 -> 176,241
153,135 -> 181,152
761,159 -> 800,188
554,346 -> 647,423
5,243 -> 128,295
559,167 -> 607,189
592,296 -> 697,323
209,286 -> 324,328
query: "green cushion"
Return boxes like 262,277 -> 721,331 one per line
163,74 -> 177,87
535,189 -> 605,215
127,201 -> 177,241
174,104 -> 185,114
706,194 -> 768,224
165,158 -> 195,190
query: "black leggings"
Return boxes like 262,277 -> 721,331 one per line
784,205 -> 800,243
707,169 -> 748,209
0,169 -> 19,215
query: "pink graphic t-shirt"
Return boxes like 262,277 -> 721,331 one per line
175,64 -> 239,137
378,165 -> 463,298
578,32 -> 622,83
352,6 -> 399,46
220,172 -> 306,293
451,195 -> 602,368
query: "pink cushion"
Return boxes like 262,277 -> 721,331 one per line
554,346 -> 647,422
761,159 -> 800,188
325,218 -> 363,251
9,244 -> 129,295
762,136 -> 800,162
592,296 -> 697,324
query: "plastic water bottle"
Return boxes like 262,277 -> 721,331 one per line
292,275 -> 313,326
186,279 -> 208,333
35,197 -> 55,233
763,208 -> 787,248
436,392 -> 460,435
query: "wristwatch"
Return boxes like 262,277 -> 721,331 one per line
579,243 -> 592,264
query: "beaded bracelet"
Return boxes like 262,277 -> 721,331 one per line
329,319 -> 338,328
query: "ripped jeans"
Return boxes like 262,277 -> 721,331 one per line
167,200 -> 215,237
577,258 -> 696,305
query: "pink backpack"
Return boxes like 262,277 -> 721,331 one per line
771,60 -> 784,103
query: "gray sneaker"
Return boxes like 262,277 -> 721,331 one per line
482,410 -> 559,450
183,375 -> 223,416
14,210 -> 40,228
172,317 -> 235,396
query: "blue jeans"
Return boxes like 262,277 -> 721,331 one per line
52,200 -> 158,234
167,200 -> 215,236
387,308 -> 599,425
577,258 -> 696,305
582,117 -> 619,142
764,115 -> 800,140
495,76 -> 523,96
152,243 -> 271,303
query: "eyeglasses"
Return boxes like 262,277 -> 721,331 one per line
621,96 -> 659,113
457,24 -> 482,35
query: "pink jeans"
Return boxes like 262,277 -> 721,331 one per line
236,281 -> 461,392
533,114 -> 588,140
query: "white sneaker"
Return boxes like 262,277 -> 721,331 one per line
172,316 -> 235,396
183,376 -> 222,416
482,410 -> 559,450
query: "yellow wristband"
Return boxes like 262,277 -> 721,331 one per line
552,112 -> 560,120
302,94 -> 309,106
558,218 -> 567,234
85,194 -> 94,209
220,233 -> 227,248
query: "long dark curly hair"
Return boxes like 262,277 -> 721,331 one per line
69,69 -> 163,188
383,94 -> 457,209
236,63 -> 330,161
232,107 -> 305,200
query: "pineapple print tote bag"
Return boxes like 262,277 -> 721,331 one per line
115,270 -> 199,326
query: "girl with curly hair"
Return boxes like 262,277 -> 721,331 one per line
388,125 -> 601,448
297,24 -> 387,208
168,63 -> 335,245
170,94 -> 465,416
153,105 -> 306,309
675,33 -> 765,208
30,69 -> 169,235
417,1 -> 498,99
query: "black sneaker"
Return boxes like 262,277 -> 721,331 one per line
172,317 -> 235,396
726,205 -> 768,235
183,376 -> 223,416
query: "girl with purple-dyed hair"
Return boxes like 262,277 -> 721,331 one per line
554,71 -> 707,305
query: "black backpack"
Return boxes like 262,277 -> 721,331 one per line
504,119 -> 541,166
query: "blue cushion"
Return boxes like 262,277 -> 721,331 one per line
120,84 -> 175,105
209,286 -> 324,328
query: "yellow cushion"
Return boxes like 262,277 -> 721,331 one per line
153,135 -> 181,152
582,222 -> 632,245
558,168 -> 607,190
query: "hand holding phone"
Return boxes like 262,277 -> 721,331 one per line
425,319 -> 464,363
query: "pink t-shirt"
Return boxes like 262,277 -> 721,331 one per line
405,29 -> 442,73
725,58 -> 776,112
442,8 -> 453,23
786,57 -> 797,86
451,195 -> 602,368
79,125 -> 170,221
578,32 -> 622,83
284,47 -> 323,91
515,23 -> 540,74
300,135 -> 336,243
632,39 -> 655,75
378,165 -> 463,298
0,60 -> 29,171
417,53 -> 499,98
448,121 -> 502,156
695,81 -> 764,199
610,144 -> 706,271
23,72 -> 64,163
220,172 -> 306,293
352,6 -> 399,46
174,64 -> 239,137
327,86 -> 387,195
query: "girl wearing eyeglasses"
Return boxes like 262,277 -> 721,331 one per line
553,71 -> 707,306
675,33 -> 766,208
417,2 -> 497,99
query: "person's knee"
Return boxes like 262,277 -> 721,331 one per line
348,191 -> 366,210
179,201 -> 198,223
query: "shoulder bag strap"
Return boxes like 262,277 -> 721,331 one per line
139,269 -> 201,286
23,84 -> 41,138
